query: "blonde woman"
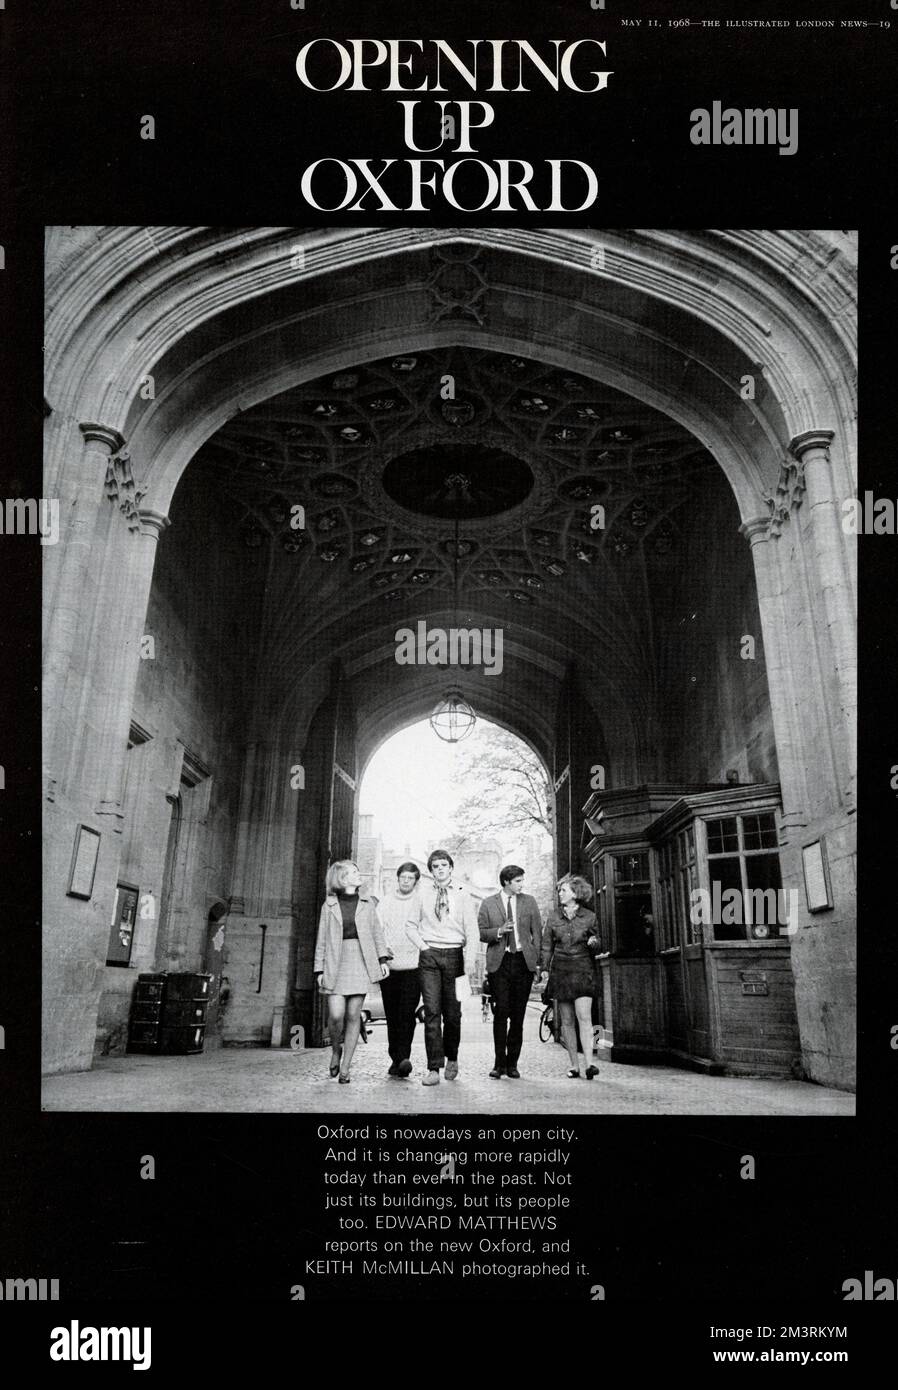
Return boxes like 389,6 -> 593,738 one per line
313,861 -> 391,1083
539,874 -> 600,1079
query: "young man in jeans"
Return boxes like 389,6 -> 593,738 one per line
406,849 -> 479,1086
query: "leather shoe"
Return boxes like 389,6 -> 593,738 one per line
397,1058 -> 413,1077
506,1067 -> 521,1079
489,1066 -> 504,1079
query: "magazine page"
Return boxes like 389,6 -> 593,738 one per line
0,0 -> 891,1363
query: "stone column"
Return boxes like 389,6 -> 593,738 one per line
43,423 -> 125,797
788,430 -> 857,812
91,506 -> 171,830
746,439 -> 857,1089
739,515 -> 810,833
231,738 -> 300,920
224,737 -> 303,1044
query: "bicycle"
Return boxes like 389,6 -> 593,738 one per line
539,999 -> 602,1050
414,995 -> 495,1023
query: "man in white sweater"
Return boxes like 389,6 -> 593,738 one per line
377,862 -> 424,1079
406,849 -> 480,1086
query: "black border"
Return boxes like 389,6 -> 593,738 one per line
1,0 -> 896,1345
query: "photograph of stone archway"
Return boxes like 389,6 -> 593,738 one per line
41,228 -> 856,1115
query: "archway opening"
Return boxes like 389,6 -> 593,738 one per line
356,715 -> 555,940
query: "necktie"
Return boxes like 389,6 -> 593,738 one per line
435,886 -> 449,920
506,896 -> 516,951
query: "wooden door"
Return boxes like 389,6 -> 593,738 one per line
553,663 -> 606,882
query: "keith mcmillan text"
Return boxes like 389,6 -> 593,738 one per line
306,1260 -> 454,1275
364,1259 -> 453,1275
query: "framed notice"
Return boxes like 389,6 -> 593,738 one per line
67,824 -> 100,900
802,838 -> 833,914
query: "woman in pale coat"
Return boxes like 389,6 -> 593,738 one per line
313,860 -> 391,1083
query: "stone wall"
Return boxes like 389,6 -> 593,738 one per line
92,469 -> 263,1056
655,474 -> 778,786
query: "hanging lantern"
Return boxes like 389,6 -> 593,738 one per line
428,514 -> 477,742
429,687 -> 477,743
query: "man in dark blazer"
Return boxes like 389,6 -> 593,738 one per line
478,864 -> 541,1078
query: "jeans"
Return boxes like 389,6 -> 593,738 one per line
418,946 -> 464,1070
379,967 -> 421,1065
489,952 -> 534,1069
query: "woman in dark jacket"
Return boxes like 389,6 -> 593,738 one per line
539,874 -> 600,1079
313,860 -> 391,1083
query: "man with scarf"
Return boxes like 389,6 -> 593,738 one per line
406,848 -> 479,1086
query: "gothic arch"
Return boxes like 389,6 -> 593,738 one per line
44,228 -> 857,528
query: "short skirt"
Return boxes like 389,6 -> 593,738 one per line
327,938 -> 371,996
547,953 -> 596,1002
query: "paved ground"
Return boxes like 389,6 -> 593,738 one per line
42,998 -> 854,1116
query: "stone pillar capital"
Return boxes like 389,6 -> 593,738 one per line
79,422 -> 127,454
739,515 -> 770,545
789,429 -> 834,462
138,507 -> 170,540
765,457 -> 807,538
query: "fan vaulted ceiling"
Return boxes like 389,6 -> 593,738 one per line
191,345 -> 717,611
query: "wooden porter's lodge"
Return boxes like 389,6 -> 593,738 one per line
41,228 -> 856,1093
579,783 -> 802,1076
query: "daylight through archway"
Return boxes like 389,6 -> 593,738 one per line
357,716 -> 555,936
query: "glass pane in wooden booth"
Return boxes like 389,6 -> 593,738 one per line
745,852 -> 785,938
593,858 -> 611,952
710,855 -> 744,941
613,852 -> 649,884
616,892 -> 655,954
742,812 -> 778,849
707,817 -> 738,854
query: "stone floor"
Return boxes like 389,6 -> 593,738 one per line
42,998 -> 855,1116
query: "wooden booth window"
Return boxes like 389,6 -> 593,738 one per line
704,811 -> 784,941
657,825 -> 700,951
592,856 -> 610,953
611,852 -> 653,954
657,841 -> 676,951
